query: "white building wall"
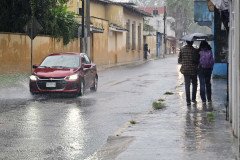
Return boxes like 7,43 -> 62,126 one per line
146,16 -> 175,37
229,0 -> 240,139
234,0 -> 240,154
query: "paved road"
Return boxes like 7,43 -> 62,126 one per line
0,56 -> 179,159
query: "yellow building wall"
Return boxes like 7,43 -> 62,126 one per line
145,36 -> 157,58
0,2 -> 146,73
116,11 -> 144,63
90,2 -> 144,65
0,33 -> 80,73
91,18 -> 109,66
90,2 -> 106,19
68,1 -> 106,19
106,5 -> 124,27
108,31 -> 126,65
108,31 -> 117,64
67,0 -> 79,13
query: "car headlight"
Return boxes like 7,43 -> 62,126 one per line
65,74 -> 79,81
30,75 -> 38,81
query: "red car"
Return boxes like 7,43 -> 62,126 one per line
29,52 -> 98,96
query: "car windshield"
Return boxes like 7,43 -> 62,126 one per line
40,55 -> 80,68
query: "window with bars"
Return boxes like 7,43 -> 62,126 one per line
126,20 -> 130,51
132,21 -> 136,50
138,24 -> 142,51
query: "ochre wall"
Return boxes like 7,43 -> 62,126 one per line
108,31 -> 126,65
106,5 -> 124,27
145,36 -> 157,58
67,0 -> 78,13
90,2 -> 106,19
0,2 -> 146,73
68,1 -> 107,20
0,33 -> 80,73
116,11 -> 144,63
91,19 -> 109,66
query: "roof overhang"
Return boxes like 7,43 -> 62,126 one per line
109,24 -> 128,32
90,25 -> 104,33
79,24 -> 104,34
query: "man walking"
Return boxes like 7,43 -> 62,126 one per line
144,43 -> 149,60
178,41 -> 199,106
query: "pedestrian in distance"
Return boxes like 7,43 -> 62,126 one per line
144,43 -> 149,60
178,41 -> 199,106
198,40 -> 214,104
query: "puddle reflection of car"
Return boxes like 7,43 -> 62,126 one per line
29,52 -> 98,96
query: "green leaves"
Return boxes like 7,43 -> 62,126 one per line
165,0 -> 194,38
0,0 -> 79,45
48,4 -> 79,44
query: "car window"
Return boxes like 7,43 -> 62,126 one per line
83,55 -> 91,64
40,55 -> 80,68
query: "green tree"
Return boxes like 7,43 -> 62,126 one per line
47,4 -> 79,45
166,0 -> 194,38
0,0 -> 79,45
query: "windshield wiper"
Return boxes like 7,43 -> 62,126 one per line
39,66 -> 50,68
51,66 -> 69,69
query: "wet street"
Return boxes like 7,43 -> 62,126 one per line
0,57 -> 179,160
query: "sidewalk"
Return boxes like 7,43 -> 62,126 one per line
115,78 -> 237,160
89,63 -> 237,160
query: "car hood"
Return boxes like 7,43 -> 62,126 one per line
34,68 -> 78,78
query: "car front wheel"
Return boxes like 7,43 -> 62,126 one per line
78,80 -> 84,96
90,76 -> 98,91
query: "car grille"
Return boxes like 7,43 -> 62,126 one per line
37,78 -> 67,90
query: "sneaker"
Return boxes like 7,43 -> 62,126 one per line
187,102 -> 191,106
208,100 -> 212,103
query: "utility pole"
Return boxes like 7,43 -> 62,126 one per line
163,6 -> 167,58
86,0 -> 91,57
80,0 -> 85,53
30,0 -> 34,73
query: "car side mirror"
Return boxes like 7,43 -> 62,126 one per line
32,64 -> 38,69
83,64 -> 91,69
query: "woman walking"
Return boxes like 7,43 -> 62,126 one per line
198,41 -> 214,103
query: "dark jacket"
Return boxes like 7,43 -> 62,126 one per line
178,45 -> 199,75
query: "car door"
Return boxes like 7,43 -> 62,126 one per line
82,54 -> 92,88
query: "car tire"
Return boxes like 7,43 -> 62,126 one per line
78,80 -> 84,96
90,76 -> 98,91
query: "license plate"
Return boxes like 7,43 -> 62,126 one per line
46,82 -> 56,88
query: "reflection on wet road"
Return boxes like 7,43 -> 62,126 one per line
0,57 -> 200,159
0,57 -> 232,160
114,71 -> 235,160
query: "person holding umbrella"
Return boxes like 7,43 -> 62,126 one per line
198,40 -> 214,104
178,41 -> 199,106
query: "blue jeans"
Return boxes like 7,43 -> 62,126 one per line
198,69 -> 212,102
184,75 -> 198,103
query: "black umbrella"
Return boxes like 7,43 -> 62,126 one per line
181,33 -> 213,41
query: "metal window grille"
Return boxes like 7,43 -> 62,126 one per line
138,24 -> 142,51
126,20 -> 130,51
132,21 -> 136,50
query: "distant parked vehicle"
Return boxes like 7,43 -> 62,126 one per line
29,52 -> 98,96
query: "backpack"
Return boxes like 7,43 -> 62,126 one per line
199,50 -> 214,68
